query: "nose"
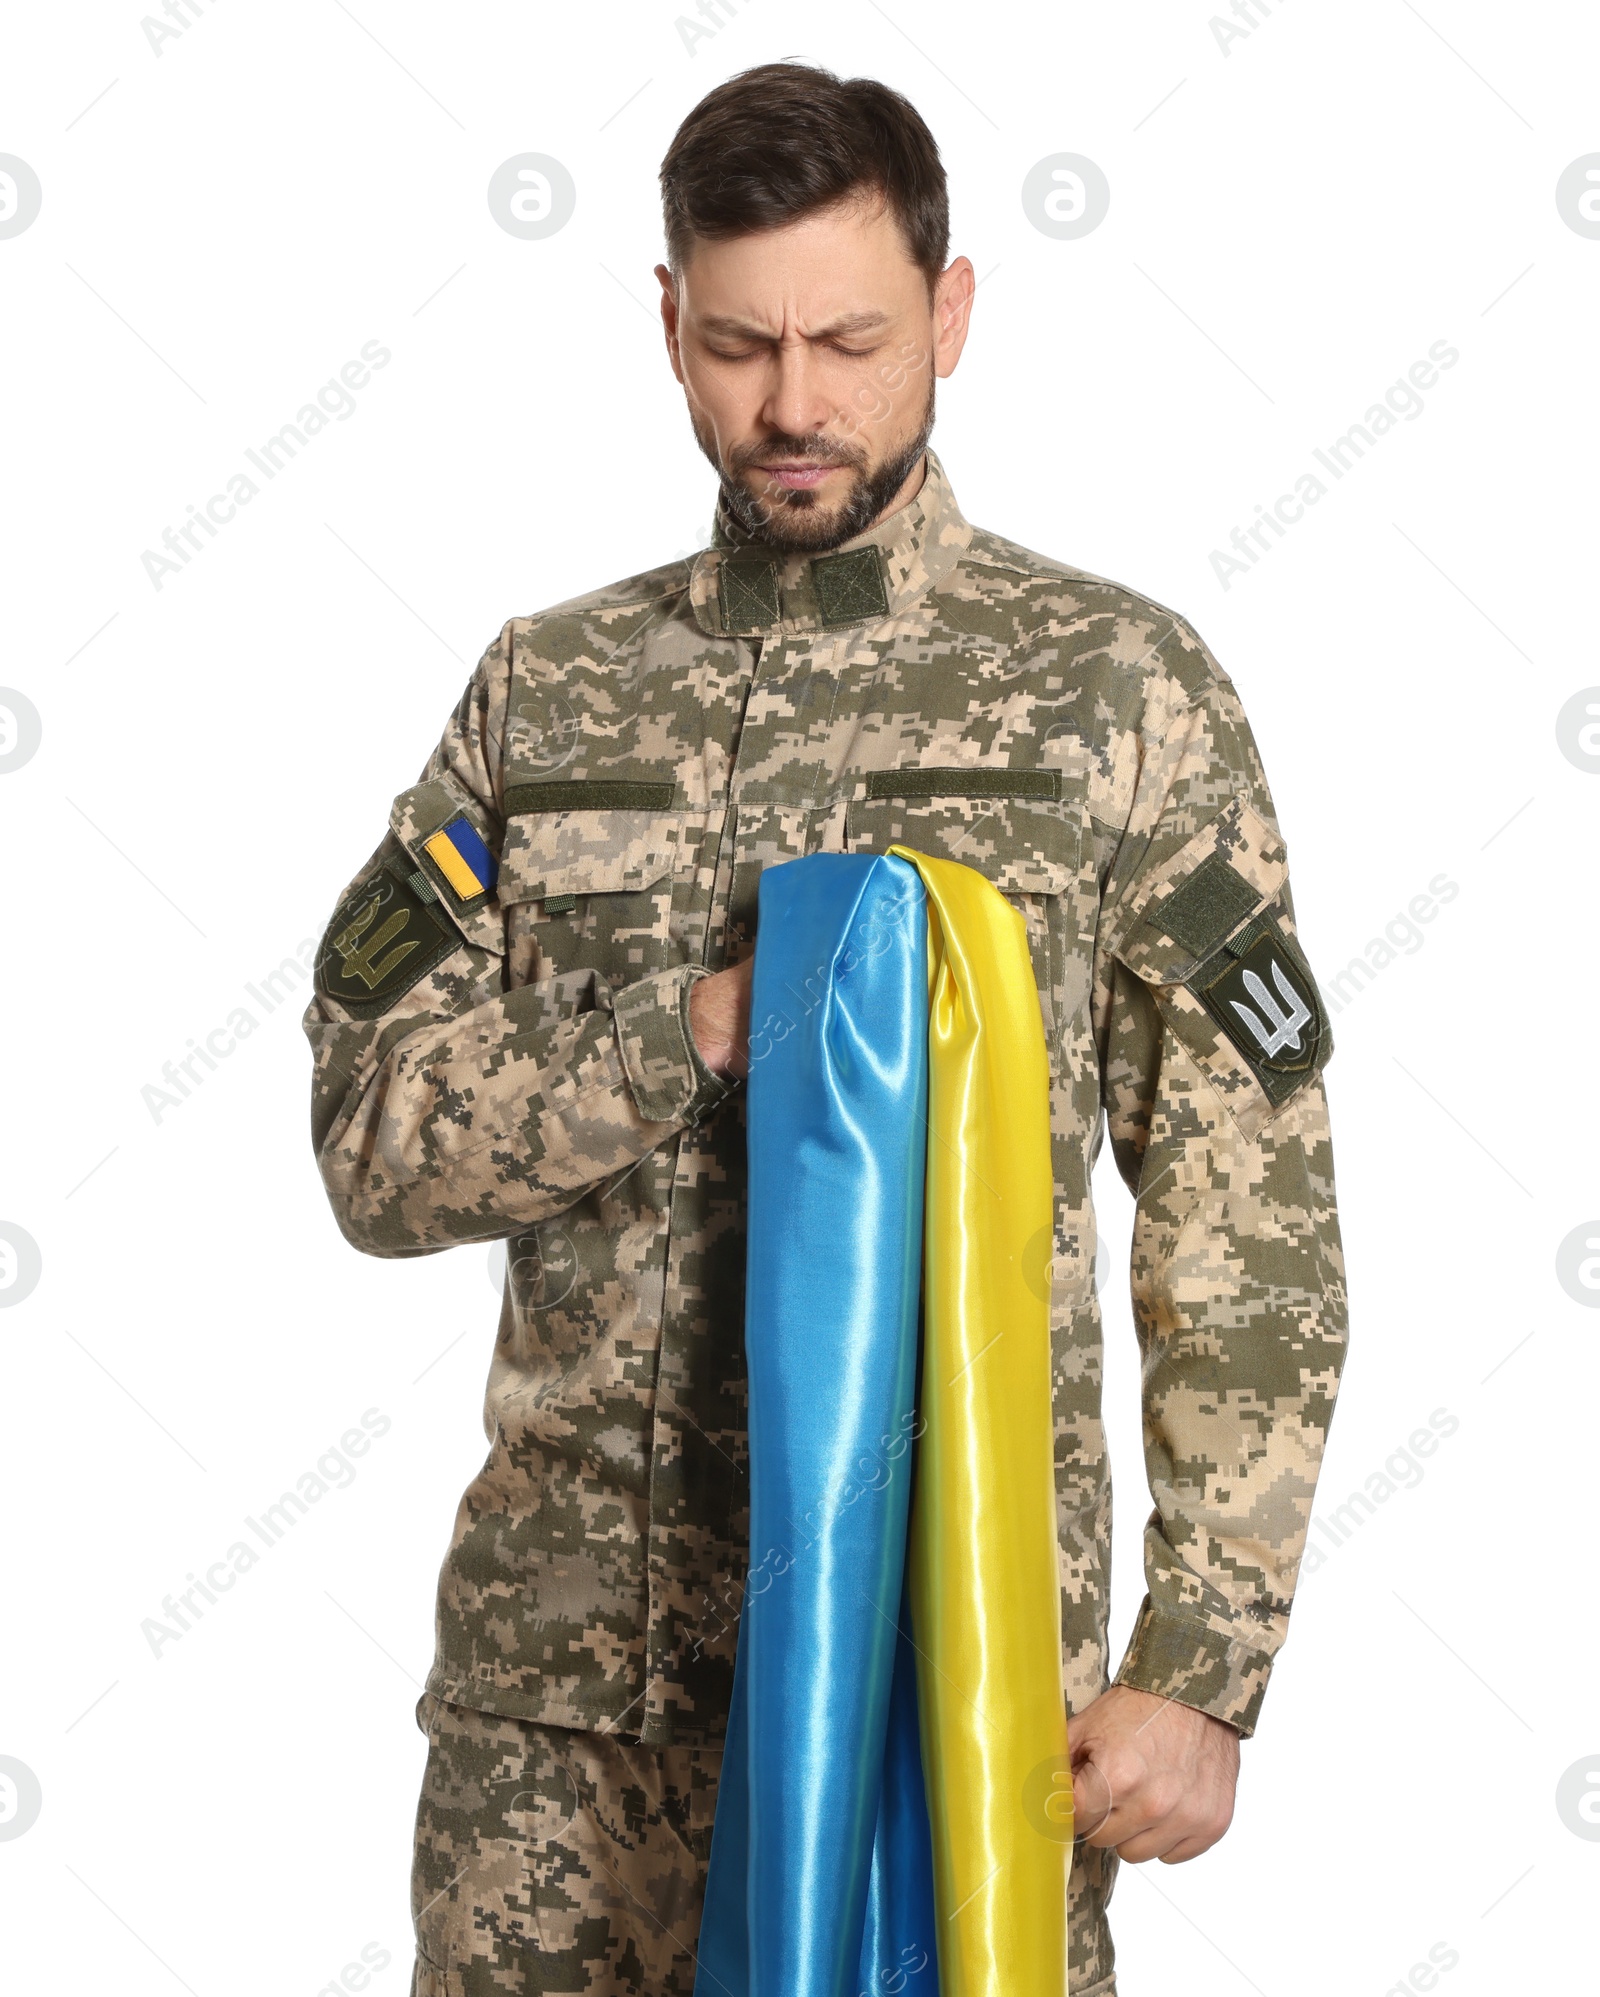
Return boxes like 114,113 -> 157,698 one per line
760,339 -> 836,444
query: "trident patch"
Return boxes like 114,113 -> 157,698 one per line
1193,913 -> 1328,1105
314,861 -> 459,1018
331,895 -> 420,991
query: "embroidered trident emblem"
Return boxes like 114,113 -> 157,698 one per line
1229,958 -> 1312,1059
330,890 -> 420,991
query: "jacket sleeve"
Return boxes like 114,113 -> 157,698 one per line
301,620 -> 730,1259
1091,663 -> 1347,1738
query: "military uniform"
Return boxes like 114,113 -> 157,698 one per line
304,450 -> 1347,1995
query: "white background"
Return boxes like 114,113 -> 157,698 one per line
2,2 -> 1596,1992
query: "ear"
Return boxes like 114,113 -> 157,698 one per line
931,255 -> 976,379
655,263 -> 685,384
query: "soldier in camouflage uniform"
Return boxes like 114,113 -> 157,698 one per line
305,63 -> 1345,1997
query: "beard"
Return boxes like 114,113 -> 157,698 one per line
693,377 -> 936,555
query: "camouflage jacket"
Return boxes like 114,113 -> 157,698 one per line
303,450 -> 1347,1747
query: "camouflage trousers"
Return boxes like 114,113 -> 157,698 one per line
409,1695 -> 1120,1994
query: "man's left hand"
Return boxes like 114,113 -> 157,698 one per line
1067,1684 -> 1240,1864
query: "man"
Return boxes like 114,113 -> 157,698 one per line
304,61 -> 1346,1997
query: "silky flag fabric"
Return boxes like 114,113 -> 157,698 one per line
695,847 -> 1070,1997
696,853 -> 937,1997
890,845 -> 1072,1997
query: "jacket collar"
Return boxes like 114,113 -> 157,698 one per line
687,448 -> 972,639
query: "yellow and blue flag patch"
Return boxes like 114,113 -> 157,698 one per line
421,815 -> 497,906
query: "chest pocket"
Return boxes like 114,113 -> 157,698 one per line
498,795 -> 682,1004
843,775 -> 1087,1049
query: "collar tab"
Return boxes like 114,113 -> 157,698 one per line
812,546 -> 889,626
719,557 -> 782,632
690,449 -> 970,639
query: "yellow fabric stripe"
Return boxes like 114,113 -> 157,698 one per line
889,846 -> 1072,1997
423,829 -> 483,900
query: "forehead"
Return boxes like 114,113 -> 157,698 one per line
676,198 -> 926,326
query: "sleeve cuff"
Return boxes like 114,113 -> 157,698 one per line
1113,1597 -> 1277,1739
612,964 -> 738,1127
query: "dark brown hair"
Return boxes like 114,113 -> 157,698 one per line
660,63 -> 949,287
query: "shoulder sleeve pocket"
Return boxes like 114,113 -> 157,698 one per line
389,776 -> 505,953
1111,797 -> 1331,1136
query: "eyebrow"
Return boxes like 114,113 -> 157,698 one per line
696,310 -> 893,341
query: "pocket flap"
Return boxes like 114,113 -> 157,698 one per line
1112,797 -> 1330,1137
1113,798 -> 1287,985
845,794 -> 1080,896
499,808 -> 680,903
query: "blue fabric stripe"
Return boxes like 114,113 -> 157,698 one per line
858,1587 -> 939,1996
443,814 -> 496,891
695,852 -> 936,1997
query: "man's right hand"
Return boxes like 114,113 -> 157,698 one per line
688,955 -> 754,1079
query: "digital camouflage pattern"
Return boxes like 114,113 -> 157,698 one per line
410,1694 -> 719,1994
407,1695 -> 1119,1995
304,450 -> 1346,1986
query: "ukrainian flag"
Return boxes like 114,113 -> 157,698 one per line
422,815 -> 497,901
695,849 -> 1071,1997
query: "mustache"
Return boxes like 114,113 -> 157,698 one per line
728,433 -> 868,475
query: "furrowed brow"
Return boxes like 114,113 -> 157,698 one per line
697,310 -> 893,342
